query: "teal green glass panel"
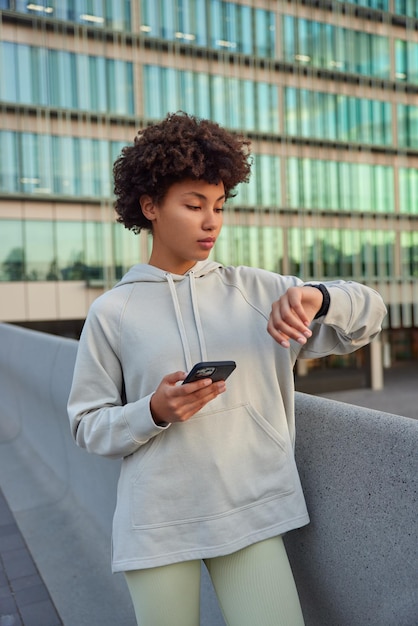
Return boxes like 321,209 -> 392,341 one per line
5,42 -> 133,114
288,227 -> 395,280
106,59 -> 134,115
0,219 -> 108,282
78,54 -> 108,112
254,9 -> 275,58
400,232 -> 418,277
0,221 -> 25,281
399,168 -> 418,214
111,140 -> 129,166
139,0 -> 160,37
394,1 -> 418,17
77,139 -> 111,197
24,220 -> 56,281
161,0 -> 175,39
214,225 -> 283,272
48,50 -> 77,109
211,75 -> 226,126
284,88 -> 298,136
143,65 -> 163,119
140,0 -> 274,57
395,40 -> 407,82
357,164 -> 373,212
15,44 -> 48,105
282,15 -> 389,79
20,133 -> 40,194
56,221 -> 86,280
52,136 -> 78,196
282,16 -> 296,64
286,158 -> 302,209
240,5 -> 252,55
0,132 -> 125,199
113,223 -> 141,279
85,222 -> 104,280
143,66 -> 278,134
105,0 -> 131,31
0,132 -> 19,193
285,158 -> 394,213
241,80 -> 255,132
285,87 -> 392,146
194,0 -> 208,47
14,0 -> 131,30
374,166 -> 394,213
257,155 -> 280,208
257,82 -> 279,134
398,105 -> 418,148
195,73 -> 211,120
0,43 -> 18,102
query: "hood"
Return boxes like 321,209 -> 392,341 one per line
114,259 -> 223,371
114,259 -> 223,287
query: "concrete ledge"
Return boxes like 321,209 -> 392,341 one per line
284,395 -> 417,626
0,323 -> 416,625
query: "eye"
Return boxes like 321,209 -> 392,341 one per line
215,206 -> 225,213
186,204 -> 201,210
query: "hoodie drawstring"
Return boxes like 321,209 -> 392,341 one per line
166,272 -> 207,372
189,270 -> 208,362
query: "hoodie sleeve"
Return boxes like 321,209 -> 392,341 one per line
298,280 -> 387,359
67,298 -> 168,459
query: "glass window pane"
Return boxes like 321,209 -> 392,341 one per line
107,60 -> 134,115
194,0 -> 208,47
56,221 -> 86,280
0,220 -> 25,281
16,45 -> 33,104
113,223 -> 141,280
0,43 -> 18,102
240,5 -> 252,55
195,73 -> 211,120
0,131 -> 19,192
140,0 -> 160,37
282,16 -> 295,63
144,65 -> 163,119
286,158 -> 301,208
85,222 -> 104,280
161,0 -> 175,39
211,75 -> 226,126
24,220 -> 56,281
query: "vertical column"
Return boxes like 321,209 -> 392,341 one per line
368,338 -> 384,391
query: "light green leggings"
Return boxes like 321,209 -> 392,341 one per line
124,536 -> 305,626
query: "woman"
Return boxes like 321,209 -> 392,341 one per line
68,112 -> 386,626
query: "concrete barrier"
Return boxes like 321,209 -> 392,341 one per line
0,323 -> 416,625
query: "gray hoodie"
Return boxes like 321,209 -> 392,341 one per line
68,260 -> 386,572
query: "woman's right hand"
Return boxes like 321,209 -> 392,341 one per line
150,371 -> 226,426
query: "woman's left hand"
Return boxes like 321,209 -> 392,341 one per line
267,286 -> 323,348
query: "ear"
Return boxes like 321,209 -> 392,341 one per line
140,195 -> 158,222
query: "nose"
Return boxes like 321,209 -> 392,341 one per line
202,207 -> 221,231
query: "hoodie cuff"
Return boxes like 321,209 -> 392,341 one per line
124,394 -> 171,445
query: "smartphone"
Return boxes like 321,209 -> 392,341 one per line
182,361 -> 236,384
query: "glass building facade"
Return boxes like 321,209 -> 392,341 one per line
0,0 -> 417,364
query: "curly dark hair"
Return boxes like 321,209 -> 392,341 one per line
113,112 -> 252,232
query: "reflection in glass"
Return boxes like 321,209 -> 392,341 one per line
0,221 -> 25,281
56,222 -> 86,280
24,221 -> 56,281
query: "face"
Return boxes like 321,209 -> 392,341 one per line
141,179 -> 225,274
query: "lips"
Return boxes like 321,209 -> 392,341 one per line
197,238 -> 216,250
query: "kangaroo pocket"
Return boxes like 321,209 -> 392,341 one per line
129,403 -> 296,529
